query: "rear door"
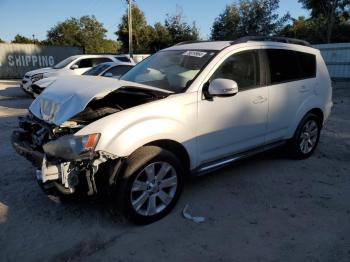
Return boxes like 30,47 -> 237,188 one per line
264,48 -> 317,142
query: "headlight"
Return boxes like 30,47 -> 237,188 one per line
31,73 -> 44,83
43,133 -> 100,160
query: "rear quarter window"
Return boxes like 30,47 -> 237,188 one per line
297,51 -> 316,78
266,49 -> 300,84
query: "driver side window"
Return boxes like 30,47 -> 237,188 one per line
210,50 -> 260,91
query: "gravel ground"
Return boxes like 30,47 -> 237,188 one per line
0,80 -> 349,262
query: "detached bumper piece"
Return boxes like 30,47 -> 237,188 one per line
11,130 -> 44,168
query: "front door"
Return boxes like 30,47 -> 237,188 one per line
197,50 -> 268,165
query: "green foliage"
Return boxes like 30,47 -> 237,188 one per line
298,0 -> 350,18
46,15 -> 119,53
164,10 -> 200,45
148,22 -> 172,51
0,38 -> 5,43
100,39 -> 121,53
211,0 -> 290,40
280,1 -> 350,43
12,34 -> 37,44
116,4 -> 151,53
115,4 -> 199,53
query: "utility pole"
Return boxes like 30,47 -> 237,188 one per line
32,34 -> 35,44
128,0 -> 133,58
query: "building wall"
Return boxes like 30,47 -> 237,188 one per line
313,43 -> 350,80
0,43 -> 83,79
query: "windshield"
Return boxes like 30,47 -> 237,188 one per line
120,50 -> 217,93
83,64 -> 110,76
53,56 -> 77,69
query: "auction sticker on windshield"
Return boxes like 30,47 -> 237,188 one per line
182,51 -> 207,58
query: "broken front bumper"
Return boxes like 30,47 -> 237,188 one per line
11,130 -> 122,196
11,130 -> 44,168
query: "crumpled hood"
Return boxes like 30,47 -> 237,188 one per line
29,75 -> 171,125
25,67 -> 56,77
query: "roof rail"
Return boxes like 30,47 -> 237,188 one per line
231,36 -> 311,47
175,40 -> 217,46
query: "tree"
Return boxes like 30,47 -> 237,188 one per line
12,34 -> 36,44
116,4 -> 151,53
298,0 -> 350,43
211,0 -> 290,40
115,4 -> 200,53
211,5 -> 241,40
278,16 -> 319,42
46,15 -> 114,53
164,7 -> 200,45
148,22 -> 172,51
279,1 -> 350,43
0,38 -> 5,43
100,39 -> 121,53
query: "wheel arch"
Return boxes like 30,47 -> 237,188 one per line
145,139 -> 191,175
308,108 -> 324,124
288,107 -> 324,139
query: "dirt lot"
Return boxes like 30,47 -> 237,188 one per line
0,80 -> 349,262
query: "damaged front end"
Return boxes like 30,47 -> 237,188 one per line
11,77 -> 171,197
11,113 -> 119,196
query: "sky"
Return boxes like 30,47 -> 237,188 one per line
0,0 -> 309,42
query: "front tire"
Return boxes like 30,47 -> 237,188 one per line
114,146 -> 184,224
288,113 -> 322,159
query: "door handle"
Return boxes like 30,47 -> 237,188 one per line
252,96 -> 267,104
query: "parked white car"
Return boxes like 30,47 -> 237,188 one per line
20,54 -> 135,96
12,37 -> 332,224
30,62 -> 134,97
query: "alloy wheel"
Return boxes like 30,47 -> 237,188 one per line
299,119 -> 318,154
130,161 -> 178,216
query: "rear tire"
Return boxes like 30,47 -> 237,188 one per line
114,146 -> 184,224
288,113 -> 322,159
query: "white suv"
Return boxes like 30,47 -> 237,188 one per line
12,37 -> 332,224
20,54 -> 134,96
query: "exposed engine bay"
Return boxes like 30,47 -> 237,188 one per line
11,86 -> 169,196
71,87 -> 162,123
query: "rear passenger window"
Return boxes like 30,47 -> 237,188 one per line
77,59 -> 93,68
266,49 -> 300,84
266,49 -> 316,84
210,50 -> 260,91
297,52 -> 316,78
92,58 -> 112,66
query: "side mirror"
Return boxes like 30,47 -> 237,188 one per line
208,78 -> 238,97
70,64 -> 79,70
103,72 -> 113,77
